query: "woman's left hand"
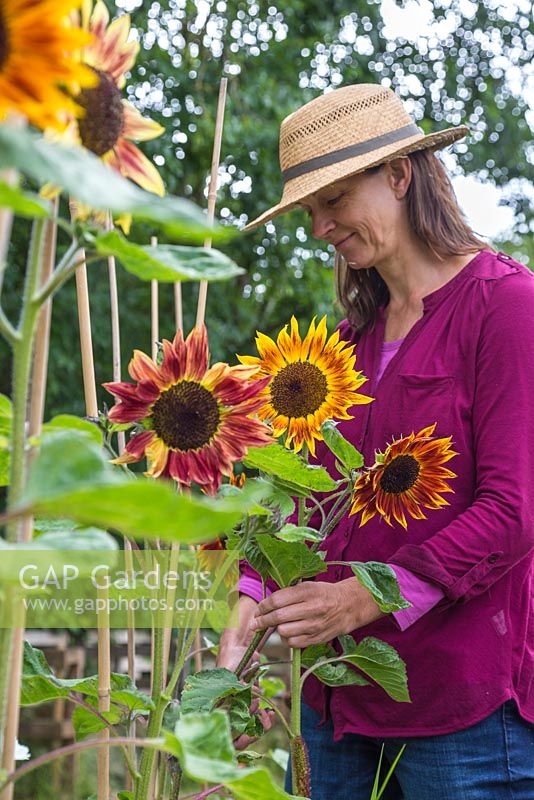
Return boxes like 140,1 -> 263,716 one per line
249,578 -> 385,648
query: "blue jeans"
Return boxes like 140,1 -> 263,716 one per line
284,700 -> 534,799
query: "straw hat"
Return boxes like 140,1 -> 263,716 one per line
243,83 -> 468,231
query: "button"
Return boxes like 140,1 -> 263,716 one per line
488,554 -> 499,563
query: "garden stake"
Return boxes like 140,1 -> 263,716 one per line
0,209 -> 58,800
195,76 -> 228,328
150,235 -> 159,361
70,220 -> 111,800
106,213 -> 126,454
106,212 -> 137,788
174,281 -> 183,333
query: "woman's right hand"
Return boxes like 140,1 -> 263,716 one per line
216,594 -> 276,750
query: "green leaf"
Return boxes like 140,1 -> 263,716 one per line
301,643 -> 369,688
21,642 -> 155,709
258,675 -> 286,700
162,711 -> 304,800
0,394 -> 12,437
40,415 -> 102,446
256,536 -> 327,587
0,180 -> 51,218
228,696 -> 263,739
252,478 -> 295,518
268,748 -> 290,772
321,420 -> 364,470
180,668 -> 252,715
72,704 -> 122,741
0,449 -> 9,487
117,793 -> 134,800
15,431 -> 256,545
275,524 -> 322,543
349,562 -> 411,614
29,527 -> 117,552
93,230 -> 244,283
337,635 -> 410,703
0,126 -> 228,242
245,443 -> 336,492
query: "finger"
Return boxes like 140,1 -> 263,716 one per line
233,733 -> 257,750
251,602 -> 310,632
276,619 -> 318,640
256,584 -> 313,615
258,708 -> 275,731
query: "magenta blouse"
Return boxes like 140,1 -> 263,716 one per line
240,250 -> 534,738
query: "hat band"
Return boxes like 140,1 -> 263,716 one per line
281,123 -> 421,183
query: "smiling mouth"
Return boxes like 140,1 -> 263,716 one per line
335,234 -> 353,248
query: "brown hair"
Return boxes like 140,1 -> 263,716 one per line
334,149 -> 488,332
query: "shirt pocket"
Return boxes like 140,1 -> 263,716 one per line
385,374 -> 455,440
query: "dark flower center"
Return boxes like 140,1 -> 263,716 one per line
379,454 -> 420,494
270,361 -> 328,418
76,68 -> 124,156
151,380 -> 220,452
0,10 -> 9,69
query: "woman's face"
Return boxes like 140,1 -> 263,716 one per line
298,159 -> 410,269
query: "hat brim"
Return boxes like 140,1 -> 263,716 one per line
242,125 -> 468,232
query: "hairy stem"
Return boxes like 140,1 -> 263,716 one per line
0,218 -> 46,763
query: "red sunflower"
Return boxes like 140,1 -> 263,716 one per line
103,326 -> 273,495
350,423 -> 458,529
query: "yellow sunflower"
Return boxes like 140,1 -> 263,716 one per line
103,325 -> 273,496
238,316 -> 373,456
0,0 -> 96,130
69,0 -> 164,195
350,423 -> 458,529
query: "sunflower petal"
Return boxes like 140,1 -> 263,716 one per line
122,101 -> 165,141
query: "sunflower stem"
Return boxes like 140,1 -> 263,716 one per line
289,444 -> 310,796
134,622 -> 167,800
0,219 -> 47,767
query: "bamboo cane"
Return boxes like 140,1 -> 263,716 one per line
195,77 -> 228,328
174,282 -> 183,334
191,77 -> 229,687
71,212 -> 110,800
106,212 -> 137,789
150,236 -> 159,361
0,206 -> 58,800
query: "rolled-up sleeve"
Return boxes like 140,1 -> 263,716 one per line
390,271 -> 534,604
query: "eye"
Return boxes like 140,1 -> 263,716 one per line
326,192 -> 344,207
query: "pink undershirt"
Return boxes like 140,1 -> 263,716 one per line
238,337 -> 444,631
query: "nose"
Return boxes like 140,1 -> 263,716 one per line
310,208 -> 336,241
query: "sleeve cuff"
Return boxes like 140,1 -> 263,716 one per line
389,564 -> 445,631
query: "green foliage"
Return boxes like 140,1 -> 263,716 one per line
321,420 -> 364,472
337,635 -> 410,703
162,710 -> 306,799
180,667 -> 253,715
92,230 -> 243,282
256,536 -> 327,587
349,561 -> 412,614
245,443 -> 337,492
15,431 -> 262,544
20,642 -> 154,710
301,643 -> 370,688
302,635 -> 409,701
0,127 -> 221,242
0,181 -> 51,219
275,524 -> 322,543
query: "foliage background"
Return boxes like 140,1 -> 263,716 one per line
1,0 -> 532,418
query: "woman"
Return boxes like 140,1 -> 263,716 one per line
217,84 -> 534,799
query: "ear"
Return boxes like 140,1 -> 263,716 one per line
385,157 -> 412,199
